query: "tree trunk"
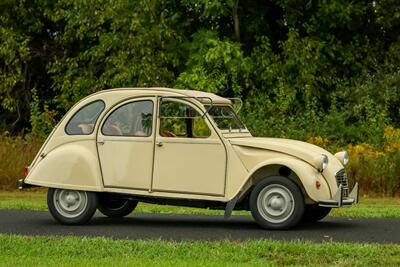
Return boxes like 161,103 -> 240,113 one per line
232,0 -> 240,41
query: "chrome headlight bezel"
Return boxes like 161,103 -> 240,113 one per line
321,154 -> 329,170
343,151 -> 349,165
334,151 -> 349,166
312,154 -> 329,172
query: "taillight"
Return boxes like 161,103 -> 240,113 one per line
316,180 -> 321,189
24,165 -> 29,177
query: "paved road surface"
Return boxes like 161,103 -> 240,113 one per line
0,210 -> 399,243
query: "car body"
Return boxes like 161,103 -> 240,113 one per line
20,87 -> 359,229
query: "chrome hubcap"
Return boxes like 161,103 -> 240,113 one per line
53,189 -> 88,218
257,184 -> 295,223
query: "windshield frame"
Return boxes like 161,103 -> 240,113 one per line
205,104 -> 249,133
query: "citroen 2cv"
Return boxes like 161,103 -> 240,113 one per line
20,88 -> 358,229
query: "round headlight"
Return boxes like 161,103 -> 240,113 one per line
334,151 -> 349,166
321,154 -> 329,170
343,151 -> 349,165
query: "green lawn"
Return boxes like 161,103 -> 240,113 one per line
1,191 -> 400,218
0,234 -> 399,266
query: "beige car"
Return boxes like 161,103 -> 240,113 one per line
20,87 -> 358,229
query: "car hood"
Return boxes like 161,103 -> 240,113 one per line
229,137 -> 342,170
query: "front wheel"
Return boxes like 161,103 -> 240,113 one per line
302,205 -> 331,222
249,176 -> 304,229
47,188 -> 98,225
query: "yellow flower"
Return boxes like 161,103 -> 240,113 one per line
307,136 -> 329,147
384,125 -> 394,138
353,145 -> 366,154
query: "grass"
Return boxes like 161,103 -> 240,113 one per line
0,234 -> 399,266
1,191 -> 400,218
330,197 -> 400,218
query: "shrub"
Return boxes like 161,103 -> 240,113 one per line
345,126 -> 400,197
0,133 -> 41,190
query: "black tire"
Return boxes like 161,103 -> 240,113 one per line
302,205 -> 331,222
249,176 -> 305,230
47,188 -> 98,225
97,194 -> 138,218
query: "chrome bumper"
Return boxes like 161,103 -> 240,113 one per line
319,182 -> 359,208
18,179 -> 34,190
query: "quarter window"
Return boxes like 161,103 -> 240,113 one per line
102,100 -> 153,137
159,100 -> 211,138
65,100 -> 105,135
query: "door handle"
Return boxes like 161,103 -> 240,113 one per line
156,141 -> 163,147
97,140 -> 105,145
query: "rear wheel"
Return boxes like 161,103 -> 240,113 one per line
47,188 -> 97,225
249,176 -> 304,229
302,205 -> 331,222
97,194 -> 138,218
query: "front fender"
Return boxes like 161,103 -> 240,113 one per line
25,140 -> 103,191
237,157 -> 332,202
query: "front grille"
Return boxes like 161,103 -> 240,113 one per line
335,169 -> 349,197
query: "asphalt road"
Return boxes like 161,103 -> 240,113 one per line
0,210 -> 399,244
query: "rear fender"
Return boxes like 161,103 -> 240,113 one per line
25,141 -> 103,191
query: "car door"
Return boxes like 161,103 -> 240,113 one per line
152,98 -> 227,196
97,97 -> 155,190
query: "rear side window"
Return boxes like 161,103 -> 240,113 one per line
65,100 -> 105,135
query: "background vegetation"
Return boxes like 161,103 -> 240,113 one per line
1,0 -> 399,195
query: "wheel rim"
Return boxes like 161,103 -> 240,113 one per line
53,189 -> 88,218
257,184 -> 295,224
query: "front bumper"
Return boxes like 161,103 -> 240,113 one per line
318,182 -> 359,208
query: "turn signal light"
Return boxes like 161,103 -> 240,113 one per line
24,165 -> 29,177
316,180 -> 321,189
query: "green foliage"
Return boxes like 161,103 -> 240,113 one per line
175,30 -> 251,96
0,0 -> 56,130
0,28 -> 30,113
0,0 -> 399,150
47,0 -> 182,110
29,89 -> 57,139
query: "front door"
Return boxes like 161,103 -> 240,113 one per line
97,98 -> 155,190
152,99 -> 226,196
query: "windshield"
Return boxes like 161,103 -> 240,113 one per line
206,105 -> 247,131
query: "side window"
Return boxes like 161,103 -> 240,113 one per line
102,100 -> 153,137
159,100 -> 211,138
65,100 -> 105,135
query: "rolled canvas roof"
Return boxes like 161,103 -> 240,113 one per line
101,87 -> 232,105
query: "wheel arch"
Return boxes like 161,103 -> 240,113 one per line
236,158 -> 331,205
